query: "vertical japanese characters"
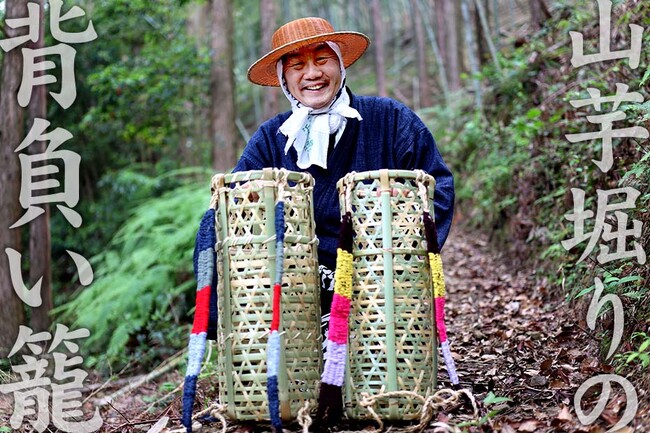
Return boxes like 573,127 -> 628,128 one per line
562,0 -> 646,431
0,2 -> 102,433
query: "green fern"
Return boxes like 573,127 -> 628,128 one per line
55,169 -> 214,371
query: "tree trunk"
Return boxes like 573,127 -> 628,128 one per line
508,0 -> 516,31
418,0 -> 449,101
25,0 -> 52,334
441,0 -> 462,91
475,0 -> 501,71
492,0 -> 500,50
474,1 -> 488,66
410,0 -> 431,108
210,0 -> 238,171
260,0 -> 279,121
387,0 -> 401,87
371,0 -> 387,97
433,0 -> 446,68
434,0 -> 462,92
0,0 -> 27,357
461,0 -> 482,111
530,0 -> 551,31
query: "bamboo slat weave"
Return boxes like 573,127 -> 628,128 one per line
211,169 -> 322,422
336,169 -> 438,421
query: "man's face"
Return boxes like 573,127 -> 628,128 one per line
282,43 -> 342,109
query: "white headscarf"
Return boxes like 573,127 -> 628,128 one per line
277,42 -> 362,169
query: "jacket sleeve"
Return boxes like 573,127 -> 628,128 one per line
233,119 -> 285,172
398,121 -> 455,249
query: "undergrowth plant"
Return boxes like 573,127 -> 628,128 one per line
456,392 -> 512,430
420,0 -> 650,375
55,168 -> 214,372
615,332 -> 650,369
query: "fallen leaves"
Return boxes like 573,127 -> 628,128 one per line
529,375 -> 548,387
441,230 -> 637,433
556,405 -> 573,422
518,419 -> 539,432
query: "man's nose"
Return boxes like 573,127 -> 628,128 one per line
303,61 -> 323,79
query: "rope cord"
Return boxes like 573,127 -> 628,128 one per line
343,171 -> 355,213
276,168 -> 288,205
191,402 -> 228,433
296,400 -> 313,433
415,170 -> 430,214
417,176 -> 460,386
359,388 -> 478,433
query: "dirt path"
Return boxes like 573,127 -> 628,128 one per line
440,229 -> 649,433
94,229 -> 649,432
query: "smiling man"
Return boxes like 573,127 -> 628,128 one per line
233,16 -> 455,354
282,42 -> 342,109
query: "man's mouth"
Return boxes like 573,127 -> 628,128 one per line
303,83 -> 327,91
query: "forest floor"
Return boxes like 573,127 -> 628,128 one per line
96,228 -> 649,433
2,229 -> 648,433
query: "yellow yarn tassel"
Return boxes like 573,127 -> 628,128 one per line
334,248 -> 354,299
428,253 -> 446,298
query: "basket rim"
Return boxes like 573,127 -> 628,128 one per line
213,168 -> 314,187
336,169 -> 435,190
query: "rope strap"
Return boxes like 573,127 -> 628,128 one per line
191,402 -> 228,433
267,171 -> 288,432
316,212 -> 354,426
359,388 -> 478,433
417,174 -> 460,386
296,400 -> 313,433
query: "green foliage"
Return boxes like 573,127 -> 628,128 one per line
47,0 -> 214,308
424,99 -> 544,231
456,392 -> 512,429
55,168 -> 213,371
615,332 -> 650,369
49,0 -> 212,198
53,167 -> 169,258
483,391 -> 512,406
614,332 -> 650,371
574,271 -> 643,300
421,0 -> 650,371
79,0 -> 211,164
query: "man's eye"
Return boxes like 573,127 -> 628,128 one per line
289,62 -> 304,69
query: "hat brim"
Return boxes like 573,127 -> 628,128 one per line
247,31 -> 370,87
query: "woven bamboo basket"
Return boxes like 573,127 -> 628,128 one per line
336,169 -> 438,421
211,168 -> 322,422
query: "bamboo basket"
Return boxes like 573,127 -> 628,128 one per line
336,169 -> 438,421
211,168 -> 322,422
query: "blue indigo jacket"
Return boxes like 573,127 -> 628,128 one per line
233,89 -> 455,269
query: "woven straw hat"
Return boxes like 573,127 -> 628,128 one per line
248,17 -> 370,87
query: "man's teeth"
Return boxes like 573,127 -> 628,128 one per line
306,84 -> 325,90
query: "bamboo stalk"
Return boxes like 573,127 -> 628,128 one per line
379,171 -> 398,420
216,174 -> 236,417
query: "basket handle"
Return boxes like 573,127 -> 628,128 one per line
415,169 -> 431,214
210,173 -> 225,210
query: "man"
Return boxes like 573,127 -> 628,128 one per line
234,17 -> 455,321
184,17 -> 455,432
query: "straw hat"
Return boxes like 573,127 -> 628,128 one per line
248,17 -> 370,87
